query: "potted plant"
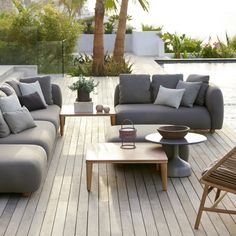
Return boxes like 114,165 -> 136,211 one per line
68,75 -> 99,102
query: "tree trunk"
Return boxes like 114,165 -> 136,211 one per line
92,0 -> 105,76
113,0 -> 129,63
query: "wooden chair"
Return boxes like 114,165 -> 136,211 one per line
195,146 -> 236,229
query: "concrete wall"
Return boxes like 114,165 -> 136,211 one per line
132,31 -> 164,57
77,34 -> 132,54
76,32 -> 164,57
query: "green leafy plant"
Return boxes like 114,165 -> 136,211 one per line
125,25 -> 134,34
68,53 -> 133,76
161,32 -> 202,58
0,1 -> 82,73
80,16 -> 94,34
141,24 -> 163,31
68,75 -> 99,93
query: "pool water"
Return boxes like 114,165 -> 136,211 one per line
161,63 -> 236,130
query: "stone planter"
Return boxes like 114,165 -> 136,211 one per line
74,101 -> 93,113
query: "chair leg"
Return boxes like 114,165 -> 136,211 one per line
195,185 -> 210,229
215,189 -> 221,201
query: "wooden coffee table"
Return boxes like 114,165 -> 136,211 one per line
59,104 -> 116,136
86,143 -> 168,191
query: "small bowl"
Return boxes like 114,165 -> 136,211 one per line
157,125 -> 190,139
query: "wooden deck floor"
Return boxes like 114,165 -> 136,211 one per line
1,57 -> 236,236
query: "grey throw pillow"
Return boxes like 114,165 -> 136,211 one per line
151,74 -> 183,101
0,94 -> 21,112
19,81 -> 47,107
154,85 -> 185,109
0,110 -> 11,137
6,80 -> 22,96
0,83 -> 16,96
20,76 -> 53,105
3,106 -> 36,134
187,74 -> 210,106
176,80 -> 202,107
119,74 -> 151,104
18,92 -> 47,111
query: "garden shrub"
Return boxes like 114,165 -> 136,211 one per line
141,24 -> 163,32
69,53 -> 133,76
0,2 -> 82,73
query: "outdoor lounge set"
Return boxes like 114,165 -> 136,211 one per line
0,73 -> 224,195
0,76 -> 61,194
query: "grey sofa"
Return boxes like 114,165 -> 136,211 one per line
114,74 -> 224,132
0,76 -> 62,194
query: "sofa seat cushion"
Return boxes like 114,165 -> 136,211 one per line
115,104 -> 211,129
0,144 -> 47,193
30,104 -> 60,130
0,120 -> 56,158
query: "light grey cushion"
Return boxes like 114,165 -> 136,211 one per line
0,110 -> 10,138
0,120 -> 56,158
154,85 -> 185,109
176,80 -> 202,107
0,83 -> 16,96
19,81 -> 47,107
186,74 -> 210,106
0,94 -> 21,112
3,106 -> 36,134
119,74 -> 151,104
20,76 -> 53,105
151,74 -> 183,101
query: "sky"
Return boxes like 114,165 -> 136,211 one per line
87,0 -> 236,41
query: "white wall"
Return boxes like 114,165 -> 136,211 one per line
76,32 -> 164,57
77,34 -> 132,54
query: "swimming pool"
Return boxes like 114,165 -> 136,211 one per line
160,63 -> 236,130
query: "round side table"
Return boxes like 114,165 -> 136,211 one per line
145,133 -> 207,177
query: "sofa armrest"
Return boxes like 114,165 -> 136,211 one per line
114,85 -> 120,107
205,84 -> 224,130
52,84 -> 62,107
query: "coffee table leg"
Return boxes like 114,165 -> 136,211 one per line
86,161 -> 93,191
59,115 -> 65,136
167,145 -> 191,177
110,115 -> 116,126
160,163 -> 167,191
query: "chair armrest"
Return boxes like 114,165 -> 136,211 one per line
52,84 -> 62,107
205,84 -> 224,130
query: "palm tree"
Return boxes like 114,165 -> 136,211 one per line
92,0 -> 105,75
113,0 -> 149,63
58,0 -> 86,18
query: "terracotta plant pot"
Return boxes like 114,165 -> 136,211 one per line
76,90 -> 91,102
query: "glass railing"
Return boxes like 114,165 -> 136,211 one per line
0,27 -> 69,74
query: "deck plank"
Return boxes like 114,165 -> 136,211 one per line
0,71 -> 236,236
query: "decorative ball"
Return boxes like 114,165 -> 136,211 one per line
96,104 -> 103,112
103,106 -> 110,113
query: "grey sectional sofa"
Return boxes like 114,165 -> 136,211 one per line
114,74 -> 224,132
0,76 -> 62,194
